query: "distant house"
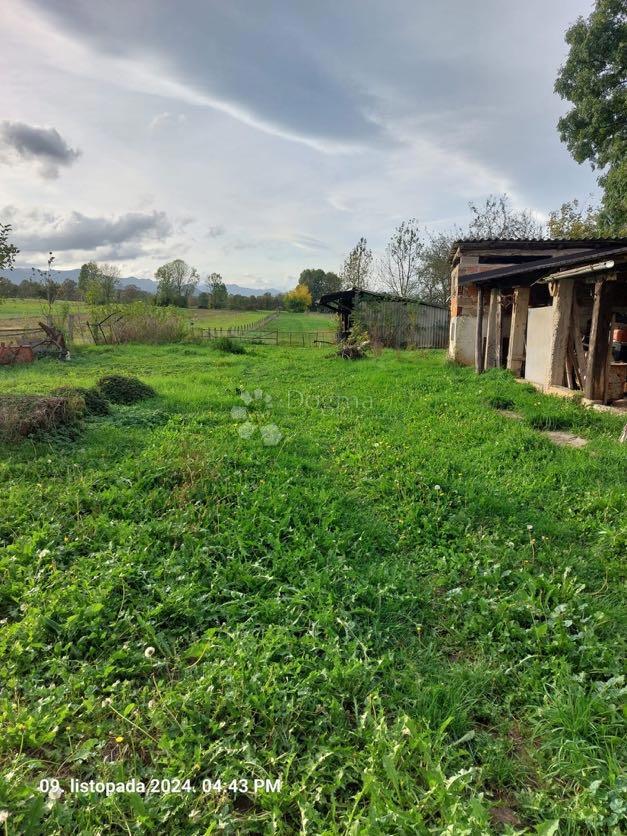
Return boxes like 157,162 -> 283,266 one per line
448,238 -> 627,404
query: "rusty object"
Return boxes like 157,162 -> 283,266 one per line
0,343 -> 35,365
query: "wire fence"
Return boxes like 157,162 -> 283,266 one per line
201,328 -> 338,347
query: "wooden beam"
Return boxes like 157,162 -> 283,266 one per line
475,285 -> 485,374
571,296 -> 587,389
547,279 -> 575,387
506,286 -> 530,377
584,278 -> 615,401
495,292 -> 502,367
484,288 -> 500,369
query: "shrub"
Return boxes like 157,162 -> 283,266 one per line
97,375 -> 156,404
53,386 -> 110,416
91,303 -> 189,344
212,336 -> 246,354
0,394 -> 82,441
337,323 -> 371,359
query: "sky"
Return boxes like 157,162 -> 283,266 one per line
0,0 -> 599,290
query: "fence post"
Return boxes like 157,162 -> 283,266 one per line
276,331 -> 279,345
67,314 -> 74,343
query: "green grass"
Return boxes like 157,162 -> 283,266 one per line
262,311 -> 335,333
187,309 -> 271,329
0,346 -> 625,833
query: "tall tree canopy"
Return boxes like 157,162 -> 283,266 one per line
340,237 -> 372,289
379,218 -> 424,297
555,0 -> 627,233
155,259 -> 198,307
297,268 -> 341,307
467,195 -> 543,239
208,272 -> 228,309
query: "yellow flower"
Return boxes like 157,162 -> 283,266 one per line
115,735 -> 124,743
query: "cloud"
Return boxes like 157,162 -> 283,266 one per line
0,121 -> 80,178
149,111 -> 187,131
207,225 -> 226,238
3,206 -> 171,253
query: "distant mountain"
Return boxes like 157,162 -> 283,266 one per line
1,267 -> 283,297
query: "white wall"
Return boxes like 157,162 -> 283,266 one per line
449,315 -> 478,365
525,306 -> 552,385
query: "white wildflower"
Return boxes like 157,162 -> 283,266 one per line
144,646 -> 155,658
48,786 -> 64,801
37,548 -> 51,558
0,811 -> 9,824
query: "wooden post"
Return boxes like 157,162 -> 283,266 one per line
495,292 -> 502,367
484,288 -> 500,369
547,279 -> 575,387
506,286 -> 529,377
584,278 -> 614,401
475,285 -> 485,374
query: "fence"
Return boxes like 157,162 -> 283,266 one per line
202,327 -> 337,347
354,299 -> 449,349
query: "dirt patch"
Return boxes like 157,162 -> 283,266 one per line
499,409 -> 523,421
543,430 -> 588,448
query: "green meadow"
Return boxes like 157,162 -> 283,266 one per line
0,344 -> 625,833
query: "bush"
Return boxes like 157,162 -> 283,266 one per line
0,394 -> 82,441
212,336 -> 246,354
97,375 -> 156,404
91,303 -> 189,344
53,386 -> 110,416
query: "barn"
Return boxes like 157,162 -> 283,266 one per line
448,238 -> 627,405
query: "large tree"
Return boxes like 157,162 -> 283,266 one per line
208,272 -> 228,309
297,268 -> 341,306
555,0 -> 627,233
418,231 -> 456,306
379,218 -> 424,297
547,198 -> 602,238
155,259 -> 198,306
467,194 -> 543,239
340,237 -> 372,289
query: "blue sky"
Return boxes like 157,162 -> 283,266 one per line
0,0 -> 598,289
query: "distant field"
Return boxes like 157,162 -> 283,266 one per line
0,300 -> 335,337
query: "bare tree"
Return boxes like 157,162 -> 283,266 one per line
379,218 -> 424,297
340,237 -> 372,289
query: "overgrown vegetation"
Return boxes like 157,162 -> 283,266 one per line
96,374 -> 156,404
0,393 -> 81,440
53,386 -> 110,416
0,347 -> 625,832
212,336 -> 247,354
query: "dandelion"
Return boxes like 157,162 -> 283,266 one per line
48,786 -> 64,801
115,735 -> 124,743
526,524 -> 534,531
144,646 -> 155,658
0,811 -> 9,824
434,484 -> 442,492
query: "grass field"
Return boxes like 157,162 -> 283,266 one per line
0,345 -> 625,833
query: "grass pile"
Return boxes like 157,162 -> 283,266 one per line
0,346 -> 625,833
0,393 -> 81,440
97,374 -> 156,404
53,386 -> 110,416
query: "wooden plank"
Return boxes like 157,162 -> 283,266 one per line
484,288 -> 500,369
495,292 -> 502,367
475,285 -> 485,373
547,278 -> 575,387
571,296 -> 587,388
506,286 -> 530,377
584,278 -> 615,401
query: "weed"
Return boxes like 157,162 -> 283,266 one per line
212,336 -> 246,354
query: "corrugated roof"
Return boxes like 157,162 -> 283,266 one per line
453,236 -> 627,246
458,245 -> 627,288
